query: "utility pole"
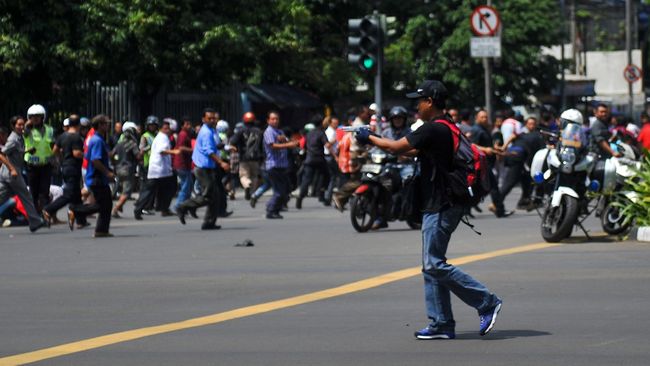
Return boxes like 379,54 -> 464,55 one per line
626,0 -> 634,118
484,0 -> 494,126
560,0 -> 566,111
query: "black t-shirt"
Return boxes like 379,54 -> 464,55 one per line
406,118 -> 454,213
505,131 -> 545,166
304,129 -> 328,165
471,124 -> 495,166
55,132 -> 84,171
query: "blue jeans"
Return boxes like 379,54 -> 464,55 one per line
175,169 -> 193,209
422,205 -> 500,332
253,169 -> 271,198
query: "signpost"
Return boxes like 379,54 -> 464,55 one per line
470,4 -> 501,126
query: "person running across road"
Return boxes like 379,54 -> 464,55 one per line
68,115 -> 115,238
230,112 -> 264,201
354,80 -> 502,340
263,111 -> 299,219
23,104 -> 55,212
0,116 -> 48,232
296,116 -> 336,209
42,115 -> 89,227
176,108 -> 230,230
134,120 -> 179,220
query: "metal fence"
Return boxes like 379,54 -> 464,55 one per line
1,80 -> 244,130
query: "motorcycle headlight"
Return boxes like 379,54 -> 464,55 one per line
371,152 -> 386,164
559,148 -> 576,165
534,172 -> 545,184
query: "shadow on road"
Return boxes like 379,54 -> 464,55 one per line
456,329 -> 552,340
561,235 -> 620,244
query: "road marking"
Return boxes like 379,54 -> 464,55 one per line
0,242 -> 560,365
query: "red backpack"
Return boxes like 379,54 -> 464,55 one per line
435,118 -> 491,207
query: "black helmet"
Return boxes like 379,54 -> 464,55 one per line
145,115 -> 159,126
388,106 -> 408,121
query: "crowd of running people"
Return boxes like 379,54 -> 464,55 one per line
2,101 -> 649,236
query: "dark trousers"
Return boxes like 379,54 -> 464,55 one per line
73,184 -> 112,233
179,168 -> 219,226
500,163 -> 532,204
488,167 -> 506,215
299,162 -> 328,199
140,166 -> 155,211
267,167 -> 290,214
135,175 -> 177,213
43,168 -> 87,224
324,156 -> 339,202
27,164 -> 51,211
216,168 -> 228,215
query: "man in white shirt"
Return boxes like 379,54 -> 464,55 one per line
134,120 -> 179,219
500,109 -> 523,144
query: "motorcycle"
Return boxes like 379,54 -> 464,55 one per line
530,128 -> 641,241
530,122 -> 598,242
594,141 -> 640,235
349,147 -> 421,232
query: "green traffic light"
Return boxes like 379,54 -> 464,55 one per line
363,57 -> 374,69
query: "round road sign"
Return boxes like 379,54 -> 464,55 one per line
470,6 -> 501,37
623,64 -> 642,83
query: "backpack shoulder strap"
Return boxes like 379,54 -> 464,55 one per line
434,118 -> 460,152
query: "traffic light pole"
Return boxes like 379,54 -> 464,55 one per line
374,12 -> 383,128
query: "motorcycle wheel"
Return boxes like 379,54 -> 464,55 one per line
406,219 -> 421,230
350,194 -> 376,233
601,201 -> 631,235
541,195 -> 579,242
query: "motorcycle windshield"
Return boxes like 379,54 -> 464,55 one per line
560,123 -> 586,149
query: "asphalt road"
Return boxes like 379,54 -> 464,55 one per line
0,189 -> 648,365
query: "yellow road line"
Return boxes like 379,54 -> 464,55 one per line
0,242 -> 560,365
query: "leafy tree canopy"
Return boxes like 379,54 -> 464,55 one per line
0,0 -> 561,108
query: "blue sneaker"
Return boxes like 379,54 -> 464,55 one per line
414,326 -> 455,340
479,300 -> 502,336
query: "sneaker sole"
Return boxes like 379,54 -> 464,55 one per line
482,302 -> 502,336
415,334 -> 454,340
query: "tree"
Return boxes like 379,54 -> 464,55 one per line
383,0 -> 562,109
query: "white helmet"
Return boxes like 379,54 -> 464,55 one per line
122,121 -> 138,133
216,120 -> 229,133
163,118 -> 178,132
27,104 -> 47,121
626,123 -> 641,139
560,108 -> 583,125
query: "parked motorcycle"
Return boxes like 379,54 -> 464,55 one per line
530,110 -> 598,242
349,147 -> 421,232
595,141 -> 640,235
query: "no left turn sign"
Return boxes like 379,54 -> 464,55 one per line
470,6 -> 501,37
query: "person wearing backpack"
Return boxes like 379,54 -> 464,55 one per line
230,112 -> 264,201
354,80 -> 502,340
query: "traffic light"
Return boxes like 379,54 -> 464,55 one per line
347,16 -> 382,72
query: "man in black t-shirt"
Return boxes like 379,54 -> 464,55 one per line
355,80 -> 502,340
43,115 -> 88,226
295,119 -> 336,209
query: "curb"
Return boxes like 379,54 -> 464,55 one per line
630,226 -> 650,242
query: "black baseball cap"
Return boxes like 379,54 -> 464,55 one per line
405,80 -> 448,100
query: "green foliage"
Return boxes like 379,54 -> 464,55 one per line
614,156 -> 650,227
0,0 -> 563,109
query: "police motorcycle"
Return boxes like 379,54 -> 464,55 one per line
594,131 -> 641,235
341,124 -> 421,232
529,109 -> 599,242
